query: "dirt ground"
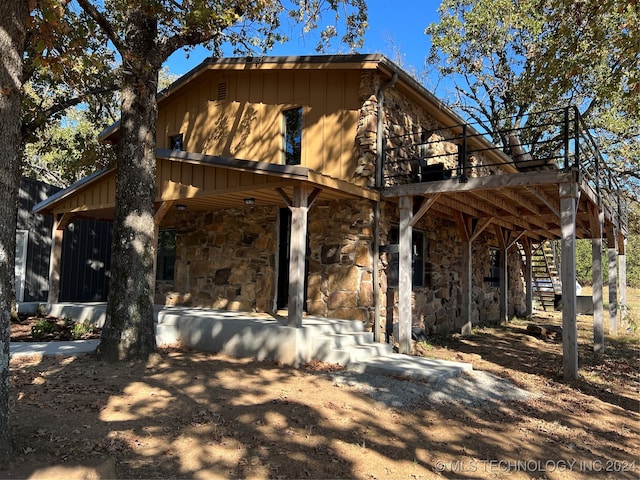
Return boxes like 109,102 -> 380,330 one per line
3,310 -> 639,479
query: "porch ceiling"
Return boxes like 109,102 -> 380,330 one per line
382,169 -> 620,242
33,149 -> 379,226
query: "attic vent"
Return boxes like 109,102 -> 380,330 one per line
217,81 -> 227,101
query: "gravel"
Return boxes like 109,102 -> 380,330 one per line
325,369 -> 536,409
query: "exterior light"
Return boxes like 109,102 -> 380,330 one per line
175,204 -> 187,211
244,198 -> 255,206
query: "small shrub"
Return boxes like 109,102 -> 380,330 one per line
31,319 -> 57,339
72,319 -> 96,339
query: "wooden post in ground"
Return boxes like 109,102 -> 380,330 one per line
618,235 -> 627,327
493,224 -> 508,325
455,213 -> 472,335
287,186 -> 309,328
398,196 -> 413,354
522,237 -> 533,318
559,182 -> 578,380
589,205 -> 605,353
47,213 -> 72,304
607,226 -> 618,335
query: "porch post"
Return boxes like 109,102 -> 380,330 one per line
560,182 -> 578,380
607,227 -> 618,335
589,206 -> 605,353
288,186 -> 308,328
461,238 -> 472,335
398,196 -> 413,354
618,235 -> 627,327
493,225 -> 508,325
522,238 -> 533,318
47,215 -> 64,304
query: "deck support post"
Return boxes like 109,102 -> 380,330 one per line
493,225 -> 508,325
560,182 -> 578,380
398,196 -> 413,354
288,186 -> 308,328
522,238 -> 533,318
619,235 -> 627,327
589,206 -> 605,353
607,227 -> 618,335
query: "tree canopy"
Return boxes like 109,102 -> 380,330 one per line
426,0 -> 639,191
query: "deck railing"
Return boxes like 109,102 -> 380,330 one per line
382,106 -> 628,232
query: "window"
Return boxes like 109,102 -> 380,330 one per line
486,247 -> 500,288
283,107 -> 302,165
388,227 -> 425,288
156,230 -> 176,281
170,133 -> 184,151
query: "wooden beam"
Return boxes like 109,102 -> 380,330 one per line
154,200 -> 174,226
307,188 -> 322,208
589,204 -> 605,353
560,182 -> 579,380
288,186 -> 309,328
382,170 -> 575,198
620,238 -> 627,326
521,237 -> 533,317
498,188 -> 542,215
456,212 -> 473,336
608,229 -> 618,335
493,224 -> 508,325
507,230 -> 526,250
409,193 -> 441,227
398,196 -> 413,354
276,187 -> 292,207
57,212 -> 74,231
48,215 -> 64,303
469,217 -> 494,242
526,186 -> 560,218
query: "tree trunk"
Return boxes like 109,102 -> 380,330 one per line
97,7 -> 159,361
0,0 -> 28,459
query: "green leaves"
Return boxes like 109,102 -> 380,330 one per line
427,0 -> 639,183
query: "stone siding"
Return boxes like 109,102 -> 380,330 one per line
155,206 -> 278,312
307,199 -> 376,326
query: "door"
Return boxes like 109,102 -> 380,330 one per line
276,207 -> 309,310
15,230 -> 28,302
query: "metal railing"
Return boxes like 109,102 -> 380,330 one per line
382,106 -> 628,231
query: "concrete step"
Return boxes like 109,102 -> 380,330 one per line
349,353 -> 473,383
315,342 -> 394,365
313,331 -> 374,350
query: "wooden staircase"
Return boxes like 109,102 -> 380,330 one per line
526,241 -> 561,311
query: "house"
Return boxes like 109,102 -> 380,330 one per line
16,177 -> 111,309
33,55 -> 628,376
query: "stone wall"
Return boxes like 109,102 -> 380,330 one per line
155,206 -> 278,312
379,205 -> 527,339
307,199 -> 376,327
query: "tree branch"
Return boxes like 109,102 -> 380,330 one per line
75,0 -> 125,54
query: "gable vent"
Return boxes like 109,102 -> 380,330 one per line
217,81 -> 228,101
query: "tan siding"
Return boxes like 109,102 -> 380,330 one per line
157,66 -> 363,182
307,71 -> 326,171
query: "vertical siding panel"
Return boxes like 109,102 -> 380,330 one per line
307,71 -> 326,172
324,71 -> 344,178
342,71 -> 361,182
192,165 -> 204,189
276,71 -> 292,104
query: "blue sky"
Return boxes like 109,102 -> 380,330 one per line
166,1 -> 441,81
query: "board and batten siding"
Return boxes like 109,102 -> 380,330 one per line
157,69 -> 363,186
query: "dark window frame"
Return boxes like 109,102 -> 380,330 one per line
282,107 -> 303,165
170,133 -> 184,151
